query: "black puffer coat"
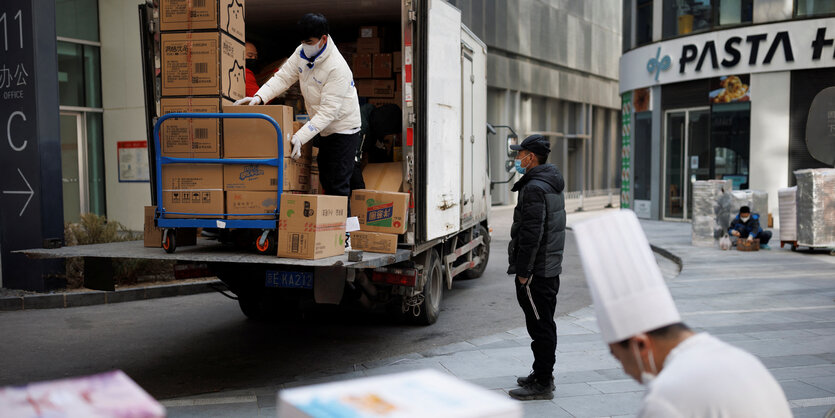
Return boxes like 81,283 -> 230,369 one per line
507,164 -> 566,278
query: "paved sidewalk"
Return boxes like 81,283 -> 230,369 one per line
164,217 -> 835,418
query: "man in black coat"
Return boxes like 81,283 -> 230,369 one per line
506,135 -> 566,400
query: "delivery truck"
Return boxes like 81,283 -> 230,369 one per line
20,0 -> 506,325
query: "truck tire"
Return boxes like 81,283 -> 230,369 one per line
464,224 -> 490,279
415,249 -> 443,325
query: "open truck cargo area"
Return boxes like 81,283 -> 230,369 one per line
19,0 -> 498,325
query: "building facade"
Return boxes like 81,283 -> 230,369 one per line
620,0 -> 834,222
446,0 -> 623,206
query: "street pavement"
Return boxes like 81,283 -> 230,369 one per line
162,213 -> 835,418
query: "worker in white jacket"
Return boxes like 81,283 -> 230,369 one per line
235,13 -> 362,198
573,211 -> 792,418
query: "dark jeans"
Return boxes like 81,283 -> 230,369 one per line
316,132 -> 361,199
736,229 -> 772,245
515,275 -> 560,384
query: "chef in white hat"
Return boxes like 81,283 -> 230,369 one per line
573,210 -> 791,418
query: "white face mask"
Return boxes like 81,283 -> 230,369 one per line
740,216 -> 750,222
632,341 -> 658,386
302,38 -> 324,58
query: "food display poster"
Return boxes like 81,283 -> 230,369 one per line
710,74 -> 750,104
118,141 -> 150,182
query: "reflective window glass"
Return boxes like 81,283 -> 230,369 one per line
56,0 -> 99,42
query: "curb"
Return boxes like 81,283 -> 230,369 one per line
0,280 -> 224,312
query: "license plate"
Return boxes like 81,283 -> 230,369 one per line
265,271 -> 313,289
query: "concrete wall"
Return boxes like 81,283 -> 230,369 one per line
749,71 -> 791,225
98,0 -> 150,231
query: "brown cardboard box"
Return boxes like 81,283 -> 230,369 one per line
357,37 -> 381,54
355,80 -> 373,97
359,26 -> 378,38
159,0 -> 245,43
223,105 -> 310,160
162,164 -> 224,190
159,97 -> 232,158
350,231 -> 398,254
223,159 -> 311,192
309,171 -> 321,194
161,190 -> 224,219
396,72 -> 402,90
144,206 -> 162,247
363,162 -> 402,192
372,53 -> 392,78
352,54 -> 373,78
351,190 -> 409,234
144,206 -> 197,246
226,191 -> 278,220
160,32 -> 245,100
393,51 -> 402,72
371,79 -> 395,97
278,194 -> 348,259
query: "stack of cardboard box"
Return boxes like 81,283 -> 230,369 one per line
349,162 -> 408,255
351,26 -> 402,107
158,0 -> 247,217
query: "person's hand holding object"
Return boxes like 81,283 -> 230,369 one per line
233,96 -> 262,106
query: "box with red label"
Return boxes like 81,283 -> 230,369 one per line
351,190 -> 409,234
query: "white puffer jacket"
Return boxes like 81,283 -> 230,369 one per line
254,37 -> 361,144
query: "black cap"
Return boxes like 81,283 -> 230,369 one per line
740,206 -> 750,214
510,134 -> 550,156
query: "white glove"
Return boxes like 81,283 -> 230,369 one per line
233,96 -> 262,106
290,135 -> 303,160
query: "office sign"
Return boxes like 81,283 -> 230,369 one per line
0,0 -> 63,290
620,17 -> 835,93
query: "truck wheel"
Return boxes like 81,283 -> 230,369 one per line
464,224 -> 490,279
162,230 -> 176,254
237,292 -> 266,321
415,249 -> 443,325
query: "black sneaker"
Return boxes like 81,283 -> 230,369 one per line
517,374 -> 555,390
509,381 -> 554,401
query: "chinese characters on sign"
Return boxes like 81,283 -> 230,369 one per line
118,141 -> 150,182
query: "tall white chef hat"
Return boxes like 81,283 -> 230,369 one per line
573,210 -> 681,344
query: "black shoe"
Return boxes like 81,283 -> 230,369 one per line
509,381 -> 554,401
516,374 -> 555,390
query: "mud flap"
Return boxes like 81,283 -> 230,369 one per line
313,265 -> 346,304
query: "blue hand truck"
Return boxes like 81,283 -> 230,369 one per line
153,112 -> 284,254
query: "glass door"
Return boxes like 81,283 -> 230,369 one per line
60,112 -> 88,223
664,107 -> 710,220
664,112 -> 686,219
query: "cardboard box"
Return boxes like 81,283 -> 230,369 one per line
393,51 -> 402,72
350,231 -> 398,254
144,206 -> 197,246
161,190 -> 224,219
223,159 -> 311,192
309,171 -> 321,194
363,162 -> 402,192
351,190 -> 409,234
372,53 -> 392,78
222,105 -> 312,160
278,194 -> 348,259
359,26 -> 378,38
161,32 -> 245,100
162,164 -> 224,190
226,191 -> 278,220
159,0 -> 245,43
372,79 -> 395,97
159,97 -> 232,158
357,37 -> 381,54
352,53 -> 373,78
355,80 -> 373,97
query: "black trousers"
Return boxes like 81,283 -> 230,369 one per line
316,132 -> 361,198
736,229 -> 772,244
515,275 -> 560,383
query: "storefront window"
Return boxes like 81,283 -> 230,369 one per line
637,0 -> 653,46
663,0 -> 713,37
711,102 -> 750,189
57,41 -> 102,108
634,112 -> 653,201
716,0 -> 753,26
796,0 -> 835,17
56,0 -> 99,42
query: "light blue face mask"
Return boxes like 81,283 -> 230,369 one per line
514,154 -> 530,175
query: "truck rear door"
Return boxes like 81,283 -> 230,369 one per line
423,0 -> 462,241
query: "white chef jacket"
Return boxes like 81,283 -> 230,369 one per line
254,36 -> 361,144
639,333 -> 792,418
